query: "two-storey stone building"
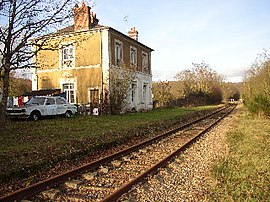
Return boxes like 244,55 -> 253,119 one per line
32,2 -> 153,112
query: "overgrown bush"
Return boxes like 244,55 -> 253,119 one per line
152,81 -> 173,108
245,94 -> 270,115
174,62 -> 224,106
243,50 -> 270,116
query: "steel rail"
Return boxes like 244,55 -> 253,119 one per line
0,105 -> 232,201
102,105 -> 236,202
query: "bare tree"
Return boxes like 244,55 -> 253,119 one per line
0,0 -> 76,128
175,62 -> 224,104
152,81 -> 173,108
174,69 -> 196,97
109,65 -> 135,115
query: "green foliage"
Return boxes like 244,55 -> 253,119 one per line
246,94 -> 270,115
211,108 -> 270,201
243,50 -> 270,116
0,74 -> 31,97
221,82 -> 241,101
8,73 -> 32,97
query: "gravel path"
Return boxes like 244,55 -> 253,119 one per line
119,107 -> 239,202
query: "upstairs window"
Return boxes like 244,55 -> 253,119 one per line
142,51 -> 149,72
61,44 -> 75,68
130,46 -> 137,68
115,40 -> 123,66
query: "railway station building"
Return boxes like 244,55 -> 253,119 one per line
31,2 -> 153,113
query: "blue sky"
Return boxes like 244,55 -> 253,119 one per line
93,0 -> 270,82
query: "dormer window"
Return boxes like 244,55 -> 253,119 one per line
60,44 -> 75,69
115,40 -> 123,66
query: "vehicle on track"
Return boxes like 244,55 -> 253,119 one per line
6,96 -> 77,120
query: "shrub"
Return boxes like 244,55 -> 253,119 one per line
246,94 -> 270,116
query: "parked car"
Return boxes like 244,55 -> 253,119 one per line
6,96 -> 77,121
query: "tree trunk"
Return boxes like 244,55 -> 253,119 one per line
0,68 -> 10,129
0,102 -> 7,130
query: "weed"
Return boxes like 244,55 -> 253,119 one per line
211,107 -> 270,201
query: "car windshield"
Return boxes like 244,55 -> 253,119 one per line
27,97 -> 46,105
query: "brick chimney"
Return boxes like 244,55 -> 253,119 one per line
128,27 -> 138,41
73,2 -> 99,31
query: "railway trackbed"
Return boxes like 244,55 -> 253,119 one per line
0,105 -> 236,202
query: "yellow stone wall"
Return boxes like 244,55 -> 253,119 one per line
36,31 -> 103,104
37,32 -> 101,69
35,28 -> 152,105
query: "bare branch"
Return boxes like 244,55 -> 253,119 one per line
0,0 -> 78,127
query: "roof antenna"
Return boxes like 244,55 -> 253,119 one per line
123,15 -> 129,33
90,0 -> 97,8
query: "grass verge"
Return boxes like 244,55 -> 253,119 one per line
211,107 -> 270,201
0,105 -> 218,184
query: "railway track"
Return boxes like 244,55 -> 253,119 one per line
0,105 -> 236,202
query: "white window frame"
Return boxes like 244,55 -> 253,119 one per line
142,51 -> 149,72
142,83 -> 148,103
62,83 -> 76,104
115,39 -> 123,66
130,46 -> 137,68
131,83 -> 137,103
59,43 -> 75,69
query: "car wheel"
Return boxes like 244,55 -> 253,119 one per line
65,111 -> 72,118
30,111 -> 40,121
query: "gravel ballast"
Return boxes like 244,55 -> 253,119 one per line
119,107 -> 239,202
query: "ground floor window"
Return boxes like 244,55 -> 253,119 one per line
131,83 -> 136,103
63,83 -> 75,103
142,84 -> 147,103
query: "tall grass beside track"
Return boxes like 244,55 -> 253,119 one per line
0,105 -> 217,184
211,107 -> 270,201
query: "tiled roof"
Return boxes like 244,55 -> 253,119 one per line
55,24 -> 153,51
57,24 -> 107,34
57,25 -> 74,33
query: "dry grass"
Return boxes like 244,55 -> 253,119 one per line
211,107 -> 270,201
